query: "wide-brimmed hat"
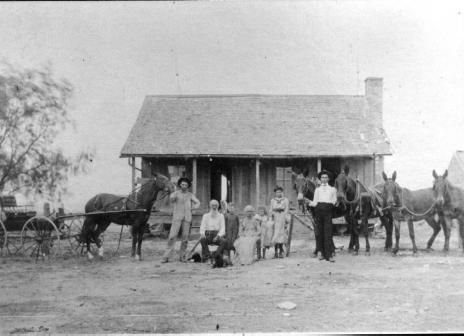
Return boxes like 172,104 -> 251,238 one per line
244,205 -> 255,212
317,170 -> 333,180
274,185 -> 284,192
177,177 -> 192,187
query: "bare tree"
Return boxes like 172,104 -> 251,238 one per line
0,63 -> 92,201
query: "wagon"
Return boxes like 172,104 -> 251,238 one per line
0,195 -> 147,260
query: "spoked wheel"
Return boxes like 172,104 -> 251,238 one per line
0,220 -> 7,256
63,217 -> 86,256
21,216 -> 61,260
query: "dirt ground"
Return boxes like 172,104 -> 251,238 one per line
2,221 -> 464,334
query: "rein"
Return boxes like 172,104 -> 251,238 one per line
394,187 -> 436,218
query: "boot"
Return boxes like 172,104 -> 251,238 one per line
273,246 -> 278,259
262,248 -> 266,259
278,244 -> 284,258
257,245 -> 262,260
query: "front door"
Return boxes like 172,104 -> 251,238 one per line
210,159 -> 232,205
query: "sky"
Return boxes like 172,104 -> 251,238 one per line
0,1 -> 463,211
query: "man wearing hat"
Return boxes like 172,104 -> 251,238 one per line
162,177 -> 201,263
309,170 -> 337,262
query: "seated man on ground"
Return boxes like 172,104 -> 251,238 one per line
199,199 -> 225,262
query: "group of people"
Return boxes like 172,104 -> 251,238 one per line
161,169 -> 338,265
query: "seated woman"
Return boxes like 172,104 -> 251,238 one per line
233,205 -> 260,266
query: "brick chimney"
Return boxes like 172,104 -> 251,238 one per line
365,77 -> 383,127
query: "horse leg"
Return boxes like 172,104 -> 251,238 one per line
136,222 -> 144,260
362,214 -> 370,256
131,225 -> 137,258
392,219 -> 401,255
407,218 -> 418,254
458,215 -> 464,254
382,215 -> 393,252
94,221 -> 111,258
82,217 -> 97,260
425,216 -> 441,251
441,215 -> 451,253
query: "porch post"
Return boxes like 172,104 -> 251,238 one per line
192,158 -> 198,195
372,153 -> 376,185
130,156 -> 136,191
256,159 -> 260,208
317,158 -> 322,173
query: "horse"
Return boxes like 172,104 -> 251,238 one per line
291,169 -> 317,214
431,169 -> 464,252
334,166 -> 363,254
381,171 -> 443,254
291,170 -> 318,255
81,173 -> 174,260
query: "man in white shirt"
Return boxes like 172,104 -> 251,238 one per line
199,199 -> 226,262
309,170 -> 337,262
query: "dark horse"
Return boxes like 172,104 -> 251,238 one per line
381,171 -> 444,254
290,168 -> 316,214
81,173 -> 174,260
432,169 -> 464,252
335,167 -> 394,255
334,166 -> 362,254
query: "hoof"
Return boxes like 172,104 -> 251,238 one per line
87,252 -> 94,260
98,247 -> 104,258
135,254 -> 141,261
352,251 -> 359,256
426,247 -> 434,252
365,251 -> 371,256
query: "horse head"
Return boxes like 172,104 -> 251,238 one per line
432,169 -> 449,210
334,166 -> 355,205
381,171 -> 400,208
139,173 -> 175,208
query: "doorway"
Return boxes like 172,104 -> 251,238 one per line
321,158 -> 341,186
210,158 -> 232,204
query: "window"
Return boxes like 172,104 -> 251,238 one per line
276,167 -> 293,194
168,165 -> 186,184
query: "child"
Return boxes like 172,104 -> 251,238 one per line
254,206 -> 268,259
261,214 -> 275,259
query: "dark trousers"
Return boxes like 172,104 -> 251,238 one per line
315,203 -> 335,260
200,230 -> 225,259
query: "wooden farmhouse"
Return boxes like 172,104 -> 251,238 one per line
120,77 -> 391,229
447,151 -> 464,188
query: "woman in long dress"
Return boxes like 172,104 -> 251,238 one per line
270,186 -> 289,258
233,205 -> 260,265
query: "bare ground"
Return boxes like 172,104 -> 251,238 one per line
1,221 -> 464,334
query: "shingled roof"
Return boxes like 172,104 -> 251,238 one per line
120,94 -> 391,158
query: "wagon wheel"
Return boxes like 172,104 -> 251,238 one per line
21,216 -> 61,260
63,216 -> 86,255
0,219 -> 7,256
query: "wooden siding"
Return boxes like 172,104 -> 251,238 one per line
141,156 -> 382,214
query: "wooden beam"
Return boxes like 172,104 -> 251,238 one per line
255,159 -> 260,208
192,158 -> 197,195
130,157 -> 136,190
372,154 -> 376,185
317,158 -> 322,173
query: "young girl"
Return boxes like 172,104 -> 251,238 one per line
261,214 -> 275,259
270,186 -> 289,258
254,206 -> 268,259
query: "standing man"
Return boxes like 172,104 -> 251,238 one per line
199,199 -> 225,262
162,177 -> 200,263
309,170 -> 337,262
